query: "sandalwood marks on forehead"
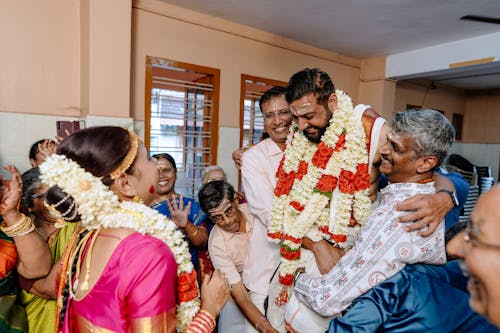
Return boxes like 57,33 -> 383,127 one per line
208,197 -> 232,215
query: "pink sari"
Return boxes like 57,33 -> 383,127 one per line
63,232 -> 177,333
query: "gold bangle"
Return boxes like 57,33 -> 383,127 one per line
188,226 -> 199,238
0,214 -> 35,238
1,214 -> 27,233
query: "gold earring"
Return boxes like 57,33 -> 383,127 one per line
132,193 -> 143,204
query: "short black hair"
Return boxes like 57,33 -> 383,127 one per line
198,180 -> 235,213
259,86 -> 287,112
286,68 -> 335,108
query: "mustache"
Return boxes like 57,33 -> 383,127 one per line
380,155 -> 392,163
303,126 -> 327,143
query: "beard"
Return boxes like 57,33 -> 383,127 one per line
304,126 -> 328,143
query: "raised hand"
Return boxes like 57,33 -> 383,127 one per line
0,165 -> 23,217
37,139 -> 58,162
165,194 -> 191,228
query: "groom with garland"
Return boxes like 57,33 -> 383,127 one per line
266,68 -> 457,330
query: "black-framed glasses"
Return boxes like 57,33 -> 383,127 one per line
464,219 -> 500,251
209,203 -> 236,224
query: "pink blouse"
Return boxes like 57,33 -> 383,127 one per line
64,232 -> 178,333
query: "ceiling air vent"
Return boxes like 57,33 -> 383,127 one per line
460,15 -> 500,25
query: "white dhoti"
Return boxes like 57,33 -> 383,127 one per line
267,249 -> 334,333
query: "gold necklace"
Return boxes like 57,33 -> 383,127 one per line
67,227 -> 101,301
152,192 -> 177,206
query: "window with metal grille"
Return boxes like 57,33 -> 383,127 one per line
145,57 -> 220,198
239,74 -> 287,147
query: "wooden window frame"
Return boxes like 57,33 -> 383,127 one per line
145,56 -> 220,166
239,74 -> 287,148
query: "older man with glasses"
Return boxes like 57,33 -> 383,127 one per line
199,180 -> 278,333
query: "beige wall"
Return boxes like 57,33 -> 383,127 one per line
82,0 -> 132,117
464,93 -> 500,144
394,82 -> 499,180
1,0 -> 497,179
130,1 -> 361,126
359,57 -> 396,120
0,0 -> 131,118
394,82 -> 500,145
0,0 -> 80,116
394,81 -> 466,124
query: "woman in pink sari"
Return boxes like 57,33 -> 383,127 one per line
40,126 -> 229,333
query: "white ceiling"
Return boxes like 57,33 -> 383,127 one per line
161,0 -> 500,90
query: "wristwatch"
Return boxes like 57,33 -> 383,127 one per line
293,267 -> 306,285
438,189 -> 459,208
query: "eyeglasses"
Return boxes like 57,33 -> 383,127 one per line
263,109 -> 292,121
209,203 -> 236,224
464,219 -> 500,251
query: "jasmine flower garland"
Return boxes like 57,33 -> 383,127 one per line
268,90 -> 371,295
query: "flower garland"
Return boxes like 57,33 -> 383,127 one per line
268,89 -> 372,291
40,154 -> 200,332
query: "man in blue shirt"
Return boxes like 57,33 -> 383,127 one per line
327,262 -> 498,332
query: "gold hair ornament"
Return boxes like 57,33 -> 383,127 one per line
109,129 -> 141,180
44,195 -> 78,228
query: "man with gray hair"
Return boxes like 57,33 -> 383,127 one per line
286,109 -> 456,332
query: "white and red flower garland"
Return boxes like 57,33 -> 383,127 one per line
268,89 -> 371,289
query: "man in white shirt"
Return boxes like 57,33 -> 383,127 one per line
240,86 -> 292,332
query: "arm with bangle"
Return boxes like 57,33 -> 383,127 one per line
184,221 -> 208,247
166,195 -> 208,248
186,269 -> 230,333
0,165 -> 51,279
